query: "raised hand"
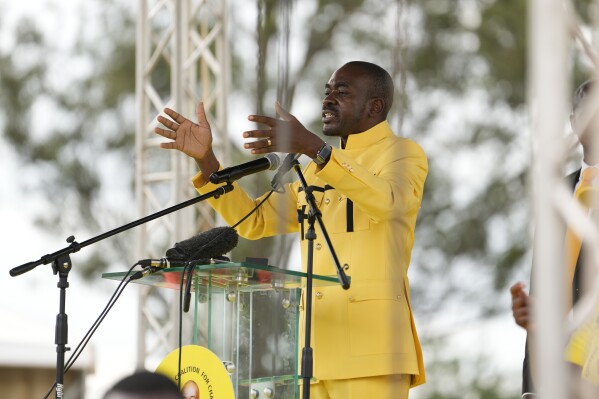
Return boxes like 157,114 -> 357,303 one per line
154,102 -> 213,161
510,282 -> 533,330
243,101 -> 324,158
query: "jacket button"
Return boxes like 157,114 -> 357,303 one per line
324,198 -> 330,205
348,295 -> 355,302
396,295 -> 401,300
315,292 -> 323,299
315,243 -> 322,250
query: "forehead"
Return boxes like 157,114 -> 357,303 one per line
326,65 -> 369,88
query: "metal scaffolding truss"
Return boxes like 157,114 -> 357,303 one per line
134,0 -> 230,368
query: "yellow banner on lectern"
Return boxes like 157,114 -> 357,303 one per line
156,345 -> 234,399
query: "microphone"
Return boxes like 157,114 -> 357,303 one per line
270,153 -> 301,192
165,226 -> 239,261
136,226 -> 239,269
209,153 -> 280,184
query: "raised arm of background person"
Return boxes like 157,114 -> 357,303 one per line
154,102 -> 220,177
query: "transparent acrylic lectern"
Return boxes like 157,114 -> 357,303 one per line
103,262 -> 342,399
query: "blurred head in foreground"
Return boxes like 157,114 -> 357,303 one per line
103,371 -> 182,399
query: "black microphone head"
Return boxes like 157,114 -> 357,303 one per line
165,226 -> 239,261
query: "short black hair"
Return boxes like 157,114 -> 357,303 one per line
103,371 -> 181,399
573,80 -> 594,111
344,61 -> 394,118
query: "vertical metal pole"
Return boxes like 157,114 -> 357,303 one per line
529,0 -> 570,397
135,0 -> 149,367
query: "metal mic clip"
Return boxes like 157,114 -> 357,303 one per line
137,258 -> 169,269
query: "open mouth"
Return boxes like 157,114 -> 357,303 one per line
322,110 -> 336,123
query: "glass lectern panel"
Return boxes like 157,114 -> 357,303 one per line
103,262 -> 343,399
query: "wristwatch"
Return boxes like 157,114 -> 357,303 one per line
314,143 -> 332,166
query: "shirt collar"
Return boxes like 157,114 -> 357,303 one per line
341,120 -> 394,150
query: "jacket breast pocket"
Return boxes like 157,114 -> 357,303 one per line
330,196 -> 370,234
347,286 -> 413,356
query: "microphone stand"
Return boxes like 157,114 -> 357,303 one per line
9,184 -> 234,399
292,161 -> 349,399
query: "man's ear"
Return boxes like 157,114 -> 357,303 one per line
369,98 -> 385,117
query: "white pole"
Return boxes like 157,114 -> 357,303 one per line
529,0 -> 570,397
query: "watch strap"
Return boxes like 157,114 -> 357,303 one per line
314,143 -> 332,166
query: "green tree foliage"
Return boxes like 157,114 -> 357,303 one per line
2,1 -> 594,397
0,1 -> 137,278
413,336 -> 520,399
239,0 -> 534,319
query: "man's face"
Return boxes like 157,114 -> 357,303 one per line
321,64 -> 373,138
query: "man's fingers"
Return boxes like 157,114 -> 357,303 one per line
154,127 -> 176,140
157,116 -> 178,131
512,298 -> 528,313
247,147 -> 272,155
510,282 -> 526,297
160,142 -> 177,150
164,107 -> 186,124
248,114 -> 276,126
243,137 -> 274,155
243,129 -> 271,139
196,102 -> 207,124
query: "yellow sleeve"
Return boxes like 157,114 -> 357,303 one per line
191,171 -> 299,239
566,322 -> 591,367
566,305 -> 599,385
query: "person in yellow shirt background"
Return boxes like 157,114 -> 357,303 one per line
510,80 -> 599,398
155,61 -> 428,399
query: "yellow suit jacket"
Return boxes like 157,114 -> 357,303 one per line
192,121 -> 428,386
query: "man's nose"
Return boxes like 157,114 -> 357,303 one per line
322,93 -> 336,106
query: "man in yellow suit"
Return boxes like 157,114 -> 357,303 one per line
155,61 -> 427,398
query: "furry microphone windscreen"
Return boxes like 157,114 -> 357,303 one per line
165,226 -> 239,261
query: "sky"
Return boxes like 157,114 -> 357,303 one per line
0,1 -> 529,398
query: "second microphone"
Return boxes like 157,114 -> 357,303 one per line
209,153 -> 280,185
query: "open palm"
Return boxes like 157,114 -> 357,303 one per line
154,102 -> 213,160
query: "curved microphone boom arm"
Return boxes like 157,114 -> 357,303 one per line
9,184 -> 234,277
8,183 -> 234,399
